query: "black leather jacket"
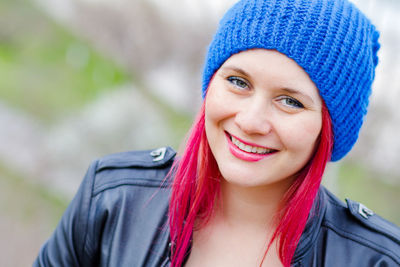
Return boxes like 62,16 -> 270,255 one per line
34,147 -> 400,266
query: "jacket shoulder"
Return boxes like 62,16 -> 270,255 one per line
96,146 -> 176,170
91,146 -> 176,195
345,197 -> 400,244
321,187 -> 400,263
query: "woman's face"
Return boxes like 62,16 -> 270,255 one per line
205,49 -> 322,189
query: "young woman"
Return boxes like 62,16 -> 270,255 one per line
35,0 -> 400,266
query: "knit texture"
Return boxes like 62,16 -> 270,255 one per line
202,0 -> 380,161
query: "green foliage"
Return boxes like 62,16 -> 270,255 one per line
337,162 -> 400,225
0,0 -> 129,123
0,162 -> 68,227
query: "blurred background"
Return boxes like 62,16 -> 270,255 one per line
0,0 -> 399,265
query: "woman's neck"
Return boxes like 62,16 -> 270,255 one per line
216,178 -> 293,230
186,178 -> 290,267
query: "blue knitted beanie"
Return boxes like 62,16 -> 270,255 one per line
202,0 -> 380,161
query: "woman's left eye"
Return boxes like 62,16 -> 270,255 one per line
277,96 -> 304,109
227,76 -> 249,89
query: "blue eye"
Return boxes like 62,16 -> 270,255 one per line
279,97 -> 304,109
227,76 -> 249,89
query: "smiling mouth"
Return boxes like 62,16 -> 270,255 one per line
227,132 -> 278,155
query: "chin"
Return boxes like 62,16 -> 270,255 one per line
218,165 -> 275,188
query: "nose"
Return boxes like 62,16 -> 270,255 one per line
234,99 -> 273,136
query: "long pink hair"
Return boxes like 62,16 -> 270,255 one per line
168,99 -> 333,266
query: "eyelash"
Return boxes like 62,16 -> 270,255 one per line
227,76 -> 249,90
226,76 -> 304,109
277,96 -> 304,109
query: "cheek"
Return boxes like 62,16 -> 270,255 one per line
281,114 -> 322,151
205,84 -> 234,124
204,86 -> 224,144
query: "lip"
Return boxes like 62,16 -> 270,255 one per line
225,132 -> 277,162
229,132 -> 274,149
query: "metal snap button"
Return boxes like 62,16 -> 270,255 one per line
358,203 -> 374,219
150,147 -> 167,162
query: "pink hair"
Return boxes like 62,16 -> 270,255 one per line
168,101 -> 333,267
168,102 -> 220,266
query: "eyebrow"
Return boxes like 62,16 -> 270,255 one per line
221,65 -> 316,105
220,66 -> 251,78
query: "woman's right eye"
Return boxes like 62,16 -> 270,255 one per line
227,76 -> 249,90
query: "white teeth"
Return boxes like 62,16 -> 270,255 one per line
239,143 -> 245,150
231,136 -> 274,154
242,145 -> 249,152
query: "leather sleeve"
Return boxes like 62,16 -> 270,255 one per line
33,147 -> 176,267
33,160 -> 99,267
